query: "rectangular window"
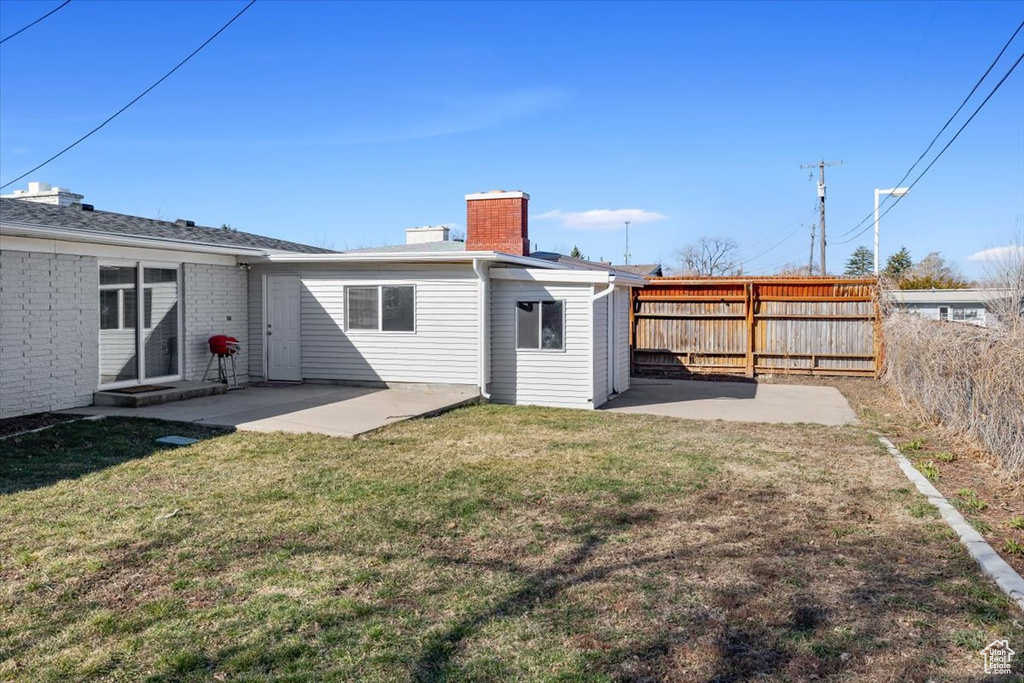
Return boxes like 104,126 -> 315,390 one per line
938,307 -> 949,320
952,308 -> 979,321
382,285 -> 415,331
346,287 -> 380,330
100,290 -> 120,330
99,264 -> 180,385
516,300 -> 564,350
345,285 -> 415,332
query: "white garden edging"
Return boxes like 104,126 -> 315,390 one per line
876,432 -> 1024,611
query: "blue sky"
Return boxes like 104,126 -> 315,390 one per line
1,1 -> 1022,276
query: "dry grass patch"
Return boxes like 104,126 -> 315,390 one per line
1,407 -> 1021,682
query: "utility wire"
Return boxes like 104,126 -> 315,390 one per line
834,50 -> 1024,247
0,0 -> 256,190
740,202 -> 818,254
832,19 -> 1024,242
740,213 -> 816,267
0,0 -> 71,45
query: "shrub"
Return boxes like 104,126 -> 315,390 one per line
882,310 -> 1023,479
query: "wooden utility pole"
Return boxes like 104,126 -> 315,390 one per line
801,159 -> 842,274
808,221 -> 816,274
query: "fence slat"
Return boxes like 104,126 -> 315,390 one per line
631,277 -> 879,378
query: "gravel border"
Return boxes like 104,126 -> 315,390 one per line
876,432 -> 1024,611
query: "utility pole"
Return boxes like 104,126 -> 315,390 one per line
800,159 -> 842,274
624,220 -> 631,265
808,220 -> 816,275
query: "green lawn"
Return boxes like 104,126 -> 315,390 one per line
1,406 -> 1020,682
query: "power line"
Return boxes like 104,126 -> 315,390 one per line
0,0 -> 71,45
834,50 -> 1024,247
832,19 -> 1024,242
0,0 -> 256,190
740,207 -> 818,268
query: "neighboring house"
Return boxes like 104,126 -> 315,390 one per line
889,288 -> 1015,328
613,263 -> 663,277
1,187 -> 643,419
531,252 -> 663,278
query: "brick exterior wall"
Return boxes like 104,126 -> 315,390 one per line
466,195 -> 529,256
182,263 -> 249,384
0,250 -> 99,418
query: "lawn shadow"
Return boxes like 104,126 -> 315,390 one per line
0,417 -> 231,495
403,495 -> 1019,682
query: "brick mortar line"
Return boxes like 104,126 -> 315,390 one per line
875,432 -> 1024,611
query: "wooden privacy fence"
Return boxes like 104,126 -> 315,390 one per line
631,277 -> 880,378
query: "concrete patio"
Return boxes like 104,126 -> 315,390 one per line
66,383 -> 479,437
602,377 -> 858,426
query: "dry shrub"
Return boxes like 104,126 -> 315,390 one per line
882,309 -> 1024,478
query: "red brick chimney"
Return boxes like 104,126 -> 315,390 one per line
465,190 -> 529,256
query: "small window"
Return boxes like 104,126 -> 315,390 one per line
345,285 -> 415,332
952,308 -> 979,321
346,287 -> 379,330
938,307 -> 949,320
382,285 -> 414,332
516,300 -> 564,350
100,290 -> 120,330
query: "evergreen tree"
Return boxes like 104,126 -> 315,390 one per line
883,247 -> 913,278
844,246 -> 874,276
569,245 -> 583,259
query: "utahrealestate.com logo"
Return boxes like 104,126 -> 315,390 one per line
980,639 -> 1015,675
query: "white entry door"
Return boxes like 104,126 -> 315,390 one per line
266,275 -> 301,381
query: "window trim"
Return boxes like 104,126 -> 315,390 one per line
514,299 -> 566,352
98,260 -> 183,389
344,284 -> 417,334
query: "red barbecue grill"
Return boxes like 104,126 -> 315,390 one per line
203,335 -> 241,389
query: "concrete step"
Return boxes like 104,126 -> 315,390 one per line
94,381 -> 228,408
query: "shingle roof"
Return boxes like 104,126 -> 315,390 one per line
529,251 -> 649,278
0,198 -> 332,254
611,263 -> 662,277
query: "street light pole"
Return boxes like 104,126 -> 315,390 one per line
624,221 -> 631,265
874,187 -> 909,275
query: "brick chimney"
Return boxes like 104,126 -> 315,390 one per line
465,190 -> 529,256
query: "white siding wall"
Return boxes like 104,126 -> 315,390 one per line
490,280 -> 593,409
592,293 -> 608,408
248,263 -> 480,386
182,264 -> 249,383
902,303 -> 990,327
0,249 -> 99,418
615,286 -> 631,393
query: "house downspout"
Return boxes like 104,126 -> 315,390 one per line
591,279 -> 615,405
472,259 -> 490,400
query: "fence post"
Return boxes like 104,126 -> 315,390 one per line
746,282 -> 756,378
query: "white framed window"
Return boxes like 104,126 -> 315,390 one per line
345,285 -> 415,332
516,300 -> 565,350
99,262 -> 182,386
952,308 -> 979,321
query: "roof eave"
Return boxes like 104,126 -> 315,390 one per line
256,250 -> 566,269
0,220 -> 270,256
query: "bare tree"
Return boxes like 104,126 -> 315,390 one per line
674,236 -> 740,276
900,251 -> 970,290
982,240 -> 1024,332
774,262 -> 813,276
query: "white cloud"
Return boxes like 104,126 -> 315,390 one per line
966,245 -> 1024,262
536,208 -> 667,231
